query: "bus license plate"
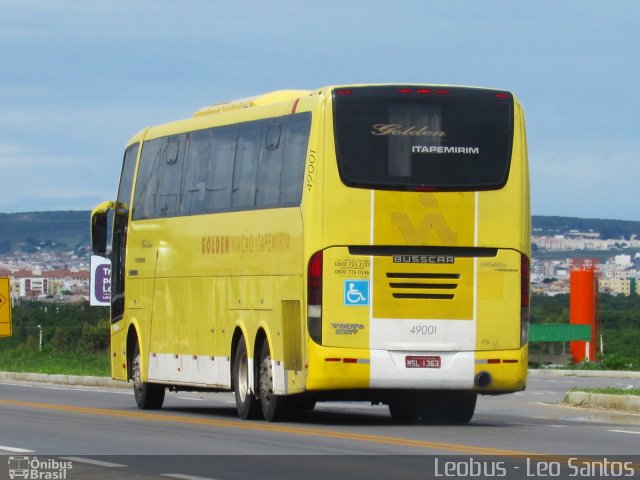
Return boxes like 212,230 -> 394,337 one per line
405,355 -> 441,368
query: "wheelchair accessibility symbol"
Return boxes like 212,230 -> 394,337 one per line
344,280 -> 369,306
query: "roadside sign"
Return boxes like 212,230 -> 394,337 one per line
90,255 -> 111,306
0,277 -> 11,337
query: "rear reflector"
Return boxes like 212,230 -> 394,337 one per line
308,251 -> 324,345
521,254 -> 530,309
521,253 -> 531,346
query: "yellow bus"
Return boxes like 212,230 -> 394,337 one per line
91,84 -> 530,423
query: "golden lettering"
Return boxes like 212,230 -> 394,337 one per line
371,124 -> 447,137
201,233 -> 290,255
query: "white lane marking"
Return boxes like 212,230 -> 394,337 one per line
162,474 -> 219,480
176,397 -> 206,401
510,422 -> 566,428
608,429 -> 640,435
61,457 -> 126,468
0,445 -> 35,453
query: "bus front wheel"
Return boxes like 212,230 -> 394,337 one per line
131,344 -> 165,410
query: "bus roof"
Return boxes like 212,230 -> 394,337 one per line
124,84 -> 520,148
193,90 -> 311,117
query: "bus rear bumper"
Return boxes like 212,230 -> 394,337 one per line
306,343 -> 527,393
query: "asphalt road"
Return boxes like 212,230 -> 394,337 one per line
1,371 -> 639,479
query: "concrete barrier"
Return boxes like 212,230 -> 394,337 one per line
0,371 -> 127,389
530,368 -> 640,379
564,391 -> 640,413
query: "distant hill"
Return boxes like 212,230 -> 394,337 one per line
532,216 -> 640,240
0,211 -> 90,254
1,211 -> 639,255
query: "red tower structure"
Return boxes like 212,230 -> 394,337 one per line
569,259 -> 598,363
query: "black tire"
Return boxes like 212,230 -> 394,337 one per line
233,338 -> 261,420
390,392 -> 476,425
131,344 -> 165,410
296,395 -> 317,411
258,341 -> 293,422
442,392 -> 477,424
388,399 -> 421,424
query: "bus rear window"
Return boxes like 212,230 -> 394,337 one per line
333,87 -> 513,191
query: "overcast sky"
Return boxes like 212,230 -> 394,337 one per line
1,1 -> 638,220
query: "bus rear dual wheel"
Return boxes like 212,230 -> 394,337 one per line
233,338 -> 293,422
388,392 -> 477,425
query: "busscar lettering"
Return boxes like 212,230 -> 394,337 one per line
393,255 -> 455,264
412,145 -> 480,154
371,124 -> 447,137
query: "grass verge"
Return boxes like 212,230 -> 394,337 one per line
569,387 -> 640,396
0,347 -> 110,377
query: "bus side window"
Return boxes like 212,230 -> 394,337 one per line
133,138 -> 163,220
232,123 -> 261,209
266,124 -> 281,150
206,125 -> 236,212
156,134 -> 186,218
280,113 -> 311,205
256,123 -> 284,207
183,130 -> 212,216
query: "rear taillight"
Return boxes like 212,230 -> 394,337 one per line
521,253 -> 530,346
307,251 -> 323,344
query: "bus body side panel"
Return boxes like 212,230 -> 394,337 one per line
473,100 -> 529,391
113,95 -> 320,394
109,279 -> 155,382
110,322 -> 128,381
116,215 -> 160,383
132,208 -> 304,391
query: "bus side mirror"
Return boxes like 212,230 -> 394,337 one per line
91,201 -> 114,257
92,213 -> 108,256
